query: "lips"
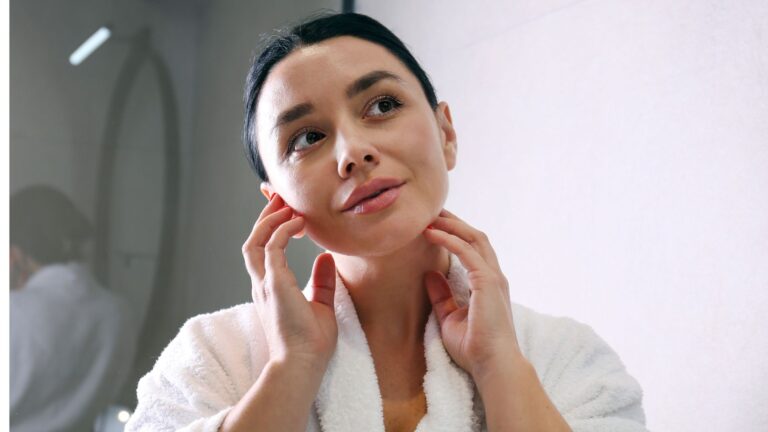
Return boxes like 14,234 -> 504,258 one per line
342,177 -> 405,212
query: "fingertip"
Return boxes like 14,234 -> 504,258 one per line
317,251 -> 335,267
262,194 -> 284,215
311,253 -> 337,305
288,215 -> 306,232
294,224 -> 307,238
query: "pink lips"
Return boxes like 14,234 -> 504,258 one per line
342,177 -> 405,214
347,185 -> 403,214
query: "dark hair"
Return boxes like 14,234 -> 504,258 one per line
10,185 -> 93,265
242,12 -> 439,182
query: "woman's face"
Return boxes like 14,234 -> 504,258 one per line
255,36 -> 457,257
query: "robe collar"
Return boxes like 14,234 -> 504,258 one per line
309,254 -> 484,432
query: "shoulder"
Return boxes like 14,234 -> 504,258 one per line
510,302 -> 604,364
510,301 -> 634,381
130,303 -> 269,430
156,302 -> 267,371
510,303 -> 647,429
148,302 -> 269,398
174,302 -> 261,346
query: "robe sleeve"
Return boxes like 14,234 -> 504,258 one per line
125,314 -> 245,432
516,305 -> 648,432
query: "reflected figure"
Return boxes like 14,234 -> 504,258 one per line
10,185 -> 136,432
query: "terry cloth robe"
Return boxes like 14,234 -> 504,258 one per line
126,254 -> 647,432
11,262 -> 137,432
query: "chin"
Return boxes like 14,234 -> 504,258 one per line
308,211 -> 432,257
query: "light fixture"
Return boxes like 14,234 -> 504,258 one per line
69,26 -> 111,65
117,410 -> 131,423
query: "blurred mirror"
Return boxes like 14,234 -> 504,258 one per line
10,0 -> 337,430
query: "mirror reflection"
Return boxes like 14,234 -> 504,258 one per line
10,0 -> 338,430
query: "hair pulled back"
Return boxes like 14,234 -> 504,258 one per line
10,185 -> 93,265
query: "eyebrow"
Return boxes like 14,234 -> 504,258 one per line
271,70 -> 405,135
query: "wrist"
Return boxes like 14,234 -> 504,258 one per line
221,355 -> 329,432
268,354 -> 330,377
473,353 -> 572,432
472,350 -> 532,392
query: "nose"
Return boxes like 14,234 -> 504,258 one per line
336,128 -> 380,178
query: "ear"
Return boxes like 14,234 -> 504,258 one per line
435,101 -> 458,171
259,182 -> 305,239
260,182 -> 275,201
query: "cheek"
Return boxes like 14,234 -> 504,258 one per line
397,117 -> 446,170
392,118 -> 450,211
276,168 -> 329,217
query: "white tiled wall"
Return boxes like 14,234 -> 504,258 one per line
359,1 -> 768,430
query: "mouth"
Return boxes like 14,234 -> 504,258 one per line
342,176 -> 405,212
361,186 -> 395,201
344,183 -> 405,214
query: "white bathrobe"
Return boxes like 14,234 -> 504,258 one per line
10,262 -> 136,432
127,254 -> 647,432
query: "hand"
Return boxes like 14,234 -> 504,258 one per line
242,194 -> 338,367
422,209 -> 524,381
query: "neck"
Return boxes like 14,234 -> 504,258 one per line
331,237 -> 450,349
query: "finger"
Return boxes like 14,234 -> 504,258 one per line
264,216 -> 305,277
248,206 -> 293,247
257,193 -> 285,220
430,215 -> 502,273
242,206 -> 293,278
248,194 -> 290,251
309,253 -> 336,307
439,209 -> 512,297
424,271 -> 459,327
423,228 -> 490,278
292,226 -> 306,239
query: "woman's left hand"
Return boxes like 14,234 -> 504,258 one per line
422,209 -> 524,382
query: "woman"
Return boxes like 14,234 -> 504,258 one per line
10,185 -> 136,432
127,12 -> 646,432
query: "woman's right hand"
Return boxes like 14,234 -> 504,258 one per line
242,194 -> 338,368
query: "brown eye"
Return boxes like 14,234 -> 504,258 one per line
306,131 -> 323,144
290,129 -> 326,153
378,100 -> 394,112
366,95 -> 403,117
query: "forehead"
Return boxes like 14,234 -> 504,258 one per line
255,36 -> 418,134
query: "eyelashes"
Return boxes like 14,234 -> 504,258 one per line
365,94 -> 404,117
287,128 -> 325,154
286,94 -> 404,155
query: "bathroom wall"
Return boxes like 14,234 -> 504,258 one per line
357,1 -> 768,430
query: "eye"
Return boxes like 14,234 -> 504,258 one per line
288,129 -> 326,153
365,95 -> 403,118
